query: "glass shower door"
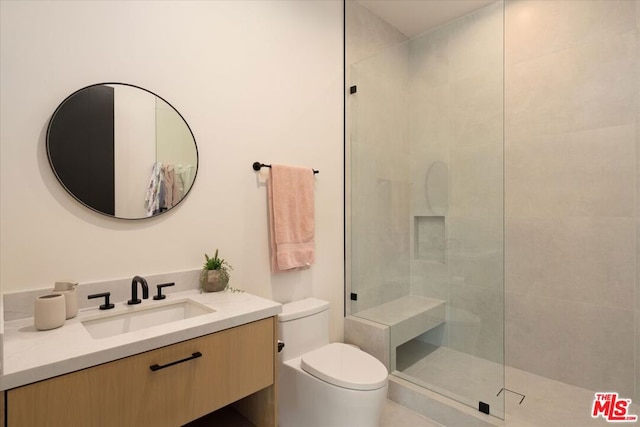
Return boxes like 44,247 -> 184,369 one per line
348,0 -> 505,419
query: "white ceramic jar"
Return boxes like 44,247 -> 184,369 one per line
34,294 -> 66,330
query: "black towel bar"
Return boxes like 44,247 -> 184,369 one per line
252,161 -> 318,174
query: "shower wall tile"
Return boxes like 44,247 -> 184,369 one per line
353,52 -> 410,156
506,218 -> 568,302
409,32 -> 451,219
449,143 -> 503,219
448,281 -> 504,364
451,110 -> 502,164
447,1 -> 504,82
409,29 -> 449,89
506,30 -> 637,141
409,2 -> 505,368
344,315 -> 390,370
448,75 -> 503,222
350,37 -> 411,312
505,0 -> 636,66
345,0 -> 409,313
351,177 -> 410,311
636,311 -> 640,402
636,1 -> 640,316
633,0 -> 640,405
414,216 -> 445,263
410,260 -> 449,302
410,89 -> 451,218
449,74 -> 503,149
506,292 -> 635,398
506,0 -> 638,398
345,0 -> 407,67
506,216 -> 635,311
447,216 -> 503,361
410,85 -> 451,159
506,125 -> 636,219
447,216 -> 503,293
637,218 -> 640,313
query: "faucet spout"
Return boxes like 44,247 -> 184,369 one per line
128,275 -> 149,305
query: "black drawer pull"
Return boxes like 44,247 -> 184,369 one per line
149,351 -> 202,372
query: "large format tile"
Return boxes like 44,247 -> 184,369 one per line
448,280 -> 504,364
447,216 -> 504,291
637,311 -> 640,402
506,366 -> 640,427
506,30 -> 637,140
450,73 -> 503,151
345,0 -> 407,66
447,1 -> 504,82
449,142 -> 503,219
389,375 -> 501,427
396,343 -> 505,416
505,0 -> 637,66
409,27 -> 449,89
506,293 -> 635,397
344,315 -> 390,369
506,125 -> 636,219
506,216 -> 635,310
380,399 -> 445,427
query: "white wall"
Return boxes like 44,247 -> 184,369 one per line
0,1 -> 345,340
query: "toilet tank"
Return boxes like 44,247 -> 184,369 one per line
277,298 -> 330,360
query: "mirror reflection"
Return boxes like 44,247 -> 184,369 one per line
46,83 -> 198,219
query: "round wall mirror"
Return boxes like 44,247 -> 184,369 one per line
46,83 -> 198,219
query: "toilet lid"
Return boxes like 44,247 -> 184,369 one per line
300,343 -> 388,391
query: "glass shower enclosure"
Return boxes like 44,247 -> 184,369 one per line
348,1 -> 505,418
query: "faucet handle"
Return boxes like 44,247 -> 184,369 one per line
153,282 -> 175,300
88,292 -> 115,310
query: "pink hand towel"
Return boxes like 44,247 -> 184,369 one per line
268,164 -> 315,272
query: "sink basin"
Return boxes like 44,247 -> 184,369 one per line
82,299 -> 215,339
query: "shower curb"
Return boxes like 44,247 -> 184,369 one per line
388,375 -> 504,427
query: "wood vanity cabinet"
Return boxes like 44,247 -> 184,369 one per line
6,317 -> 277,427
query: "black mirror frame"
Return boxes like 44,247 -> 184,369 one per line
46,82 -> 199,220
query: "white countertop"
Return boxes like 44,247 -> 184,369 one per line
1,289 -> 281,390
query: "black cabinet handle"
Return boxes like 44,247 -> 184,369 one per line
149,351 -> 202,372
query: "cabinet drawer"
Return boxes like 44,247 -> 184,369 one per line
7,317 -> 275,427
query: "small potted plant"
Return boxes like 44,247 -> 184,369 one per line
199,249 -> 233,292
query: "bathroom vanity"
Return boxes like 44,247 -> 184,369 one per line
0,290 -> 281,427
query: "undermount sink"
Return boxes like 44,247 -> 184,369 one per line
82,299 -> 215,339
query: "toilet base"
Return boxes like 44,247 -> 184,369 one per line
278,357 -> 388,427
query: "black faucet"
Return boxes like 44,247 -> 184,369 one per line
128,275 -> 149,305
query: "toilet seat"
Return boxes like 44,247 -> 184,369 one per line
300,343 -> 388,391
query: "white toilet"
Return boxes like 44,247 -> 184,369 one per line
277,298 -> 388,427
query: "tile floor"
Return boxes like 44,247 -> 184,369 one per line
396,340 -> 505,417
380,400 -> 445,427
504,367 -> 639,427
393,340 -> 640,427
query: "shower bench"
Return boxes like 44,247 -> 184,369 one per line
345,295 -> 446,372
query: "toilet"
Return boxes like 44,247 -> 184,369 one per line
277,298 -> 388,427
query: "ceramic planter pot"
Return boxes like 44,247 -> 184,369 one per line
200,269 -> 229,292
